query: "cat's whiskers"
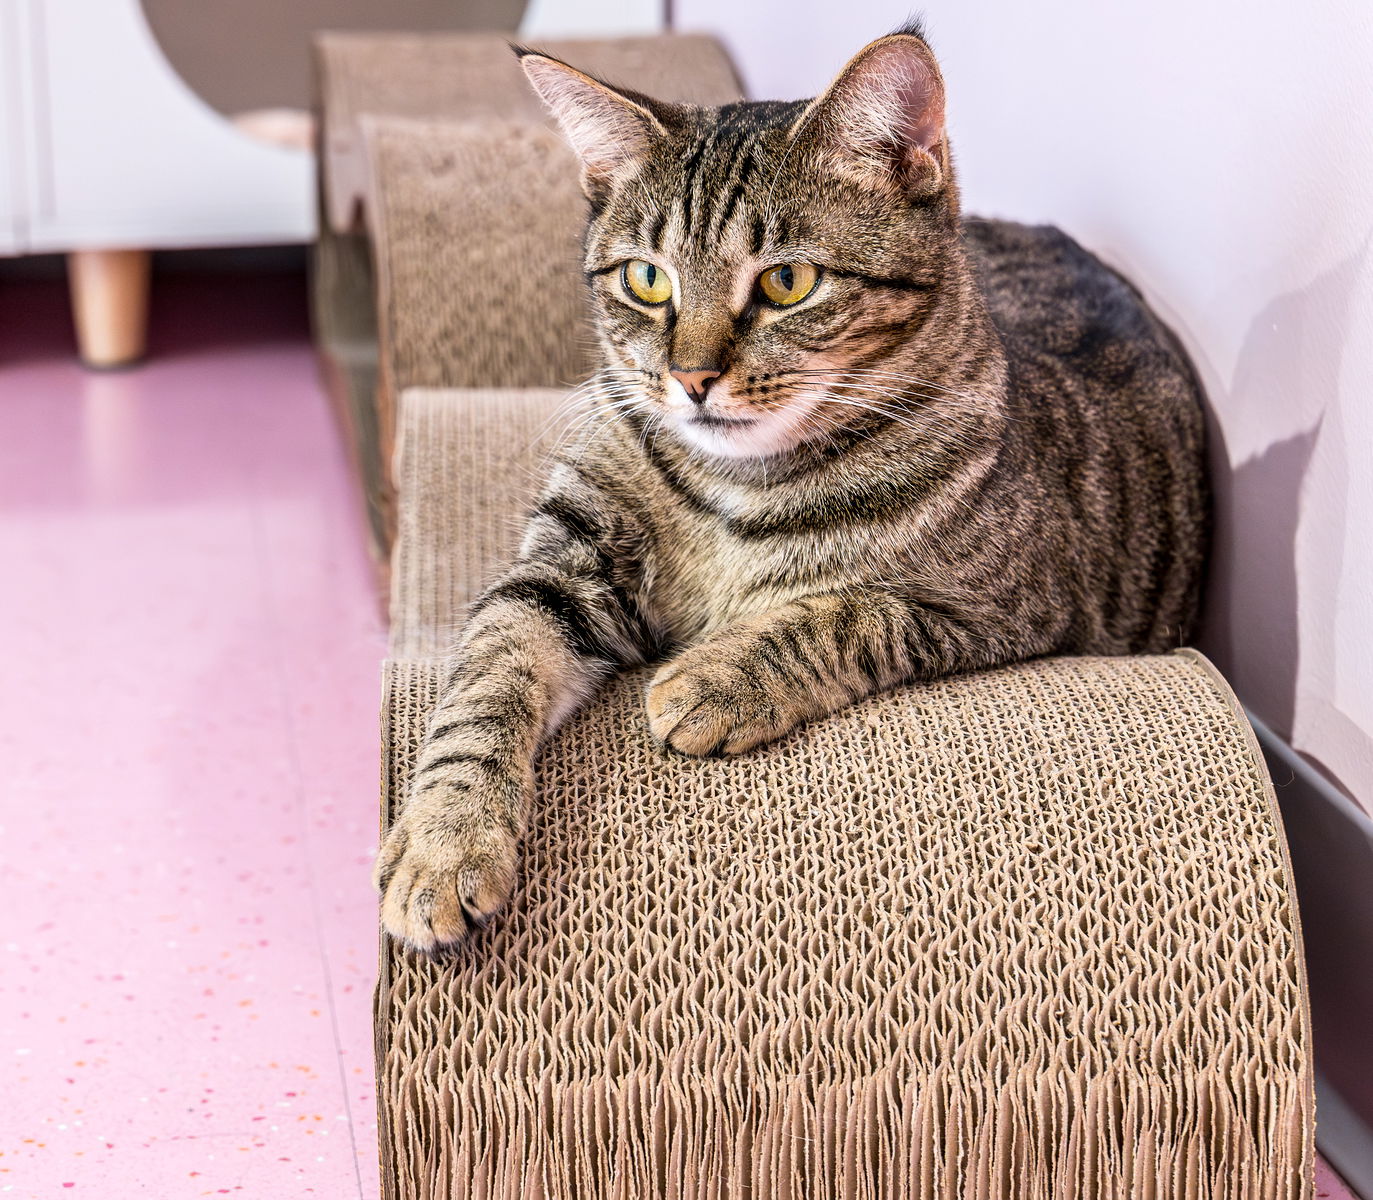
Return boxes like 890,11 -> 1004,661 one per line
819,386 -> 1000,441
558,410 -> 638,469
637,407 -> 671,461
536,370 -> 637,433
562,384 -> 658,438
542,394 -> 639,450
801,389 -> 994,455
552,392 -> 642,434
546,390 -> 648,460
794,366 -> 996,401
823,373 -> 1005,420
792,373 -> 989,429
535,385 -> 602,437
789,368 -> 1017,424
815,400 -> 980,451
788,379 -> 1011,449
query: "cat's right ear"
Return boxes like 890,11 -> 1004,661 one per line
517,49 -> 664,195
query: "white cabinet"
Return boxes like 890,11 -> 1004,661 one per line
0,0 -> 315,364
0,0 -> 31,254
18,0 -> 313,254
1,0 -> 666,258
0,0 -> 663,363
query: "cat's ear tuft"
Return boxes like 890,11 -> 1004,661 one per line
517,50 -> 663,193
795,30 -> 948,197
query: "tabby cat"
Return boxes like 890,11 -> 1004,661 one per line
375,23 -> 1208,951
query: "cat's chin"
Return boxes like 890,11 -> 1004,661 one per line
673,412 -> 807,461
668,394 -> 818,462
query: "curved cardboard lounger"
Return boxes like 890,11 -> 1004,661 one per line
373,386 -> 1314,1200
316,32 -> 745,238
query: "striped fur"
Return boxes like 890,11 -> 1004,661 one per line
375,25 -> 1209,950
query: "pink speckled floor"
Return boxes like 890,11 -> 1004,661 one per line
0,275 -> 1361,1200
0,275 -> 386,1198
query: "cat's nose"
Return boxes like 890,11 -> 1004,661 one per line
669,365 -> 722,403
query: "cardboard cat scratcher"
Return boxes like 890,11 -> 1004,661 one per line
312,35 -> 1314,1198
377,384 -> 1312,1200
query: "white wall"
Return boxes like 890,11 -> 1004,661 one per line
521,0 -> 662,37
677,0 -> 1373,811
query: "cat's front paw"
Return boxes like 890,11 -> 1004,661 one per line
646,651 -> 783,756
372,810 -> 518,953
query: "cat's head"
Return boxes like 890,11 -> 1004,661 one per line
520,25 -> 962,462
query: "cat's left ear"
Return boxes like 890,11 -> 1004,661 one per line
518,49 -> 666,195
795,28 -> 948,197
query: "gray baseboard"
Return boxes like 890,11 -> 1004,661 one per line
1250,714 -> 1373,1198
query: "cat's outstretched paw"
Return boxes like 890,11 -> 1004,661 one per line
646,651 -> 784,756
372,814 -> 518,952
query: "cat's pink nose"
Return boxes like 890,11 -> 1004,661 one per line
670,366 -> 722,402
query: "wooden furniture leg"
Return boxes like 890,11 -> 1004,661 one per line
67,249 -> 151,368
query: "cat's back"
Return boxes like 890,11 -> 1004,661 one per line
961,217 -> 1210,650
963,218 -> 1194,398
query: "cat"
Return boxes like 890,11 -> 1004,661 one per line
374,22 -> 1209,951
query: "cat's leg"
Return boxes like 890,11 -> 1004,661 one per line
375,490 -> 652,951
647,589 -> 996,757
375,609 -> 602,951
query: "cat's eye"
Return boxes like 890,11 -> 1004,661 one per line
622,259 -> 672,305
757,262 -> 819,307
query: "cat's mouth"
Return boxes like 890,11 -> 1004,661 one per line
687,412 -> 758,429
663,376 -> 816,460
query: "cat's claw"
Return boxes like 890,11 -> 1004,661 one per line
373,819 -> 517,952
